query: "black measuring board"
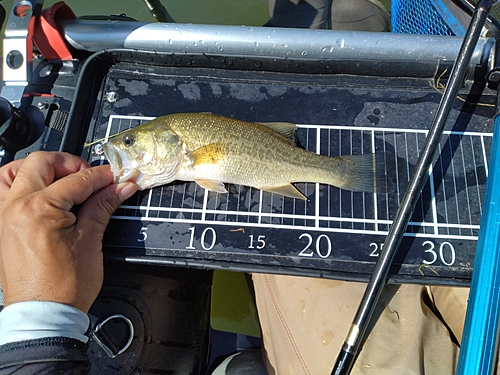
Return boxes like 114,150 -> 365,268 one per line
82,61 -> 495,286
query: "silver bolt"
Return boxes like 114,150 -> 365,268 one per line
106,91 -> 118,103
94,143 -> 104,155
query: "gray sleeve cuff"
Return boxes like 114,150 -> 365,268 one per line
0,301 -> 90,345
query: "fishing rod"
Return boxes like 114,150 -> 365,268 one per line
142,0 -> 175,23
331,1 -> 493,374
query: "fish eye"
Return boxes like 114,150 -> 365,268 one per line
123,134 -> 135,147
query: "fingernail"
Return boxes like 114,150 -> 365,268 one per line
117,182 -> 138,202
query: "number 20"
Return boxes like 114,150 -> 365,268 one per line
298,233 -> 332,258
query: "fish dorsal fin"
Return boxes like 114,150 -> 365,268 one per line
196,179 -> 228,194
190,143 -> 227,166
262,184 -> 307,200
257,122 -> 297,143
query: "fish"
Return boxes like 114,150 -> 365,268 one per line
103,112 -> 389,200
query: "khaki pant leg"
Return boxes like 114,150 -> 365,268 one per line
428,286 -> 500,372
428,286 -> 469,343
252,274 -> 459,375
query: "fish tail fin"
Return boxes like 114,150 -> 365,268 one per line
336,152 -> 392,194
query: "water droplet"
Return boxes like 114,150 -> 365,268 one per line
321,331 -> 335,347
254,41 -> 259,47
336,38 -> 345,48
301,51 -> 307,56
321,46 -> 334,53
168,39 -> 173,45
218,45 -> 224,51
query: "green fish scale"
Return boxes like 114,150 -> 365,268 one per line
160,113 -> 347,189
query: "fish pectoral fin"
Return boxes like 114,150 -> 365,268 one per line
196,179 -> 228,194
262,184 -> 307,200
257,122 -> 297,143
190,143 -> 227,166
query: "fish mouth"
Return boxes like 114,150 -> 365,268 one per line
102,142 -> 139,183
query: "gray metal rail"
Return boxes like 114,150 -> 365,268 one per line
59,20 -> 495,78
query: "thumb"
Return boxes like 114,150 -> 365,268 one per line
76,182 -> 138,237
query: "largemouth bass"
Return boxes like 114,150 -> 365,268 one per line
103,113 -> 388,200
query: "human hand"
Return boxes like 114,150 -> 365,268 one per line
0,151 -> 138,313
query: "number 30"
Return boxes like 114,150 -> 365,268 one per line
422,240 -> 456,266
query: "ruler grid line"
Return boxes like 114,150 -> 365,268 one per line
96,116 -> 490,243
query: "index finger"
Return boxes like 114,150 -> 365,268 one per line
0,159 -> 25,207
7,152 -> 90,202
43,164 -> 115,212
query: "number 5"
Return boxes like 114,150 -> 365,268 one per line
137,227 -> 148,242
